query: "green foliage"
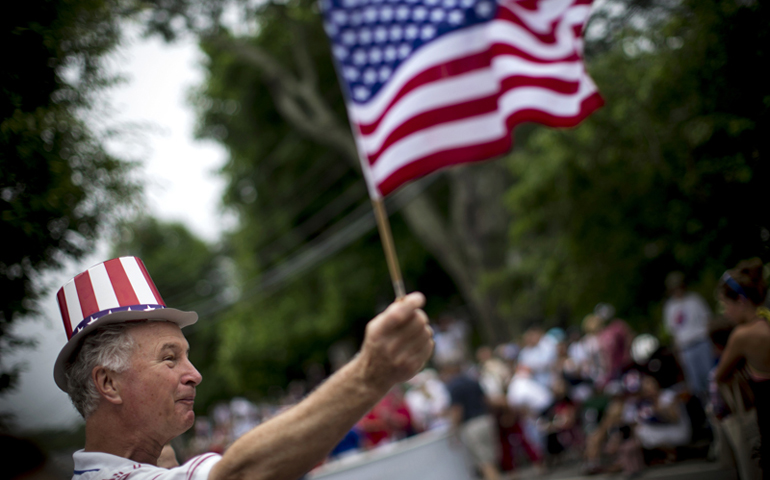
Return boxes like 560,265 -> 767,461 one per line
501,0 -> 770,330
1,0 -> 137,395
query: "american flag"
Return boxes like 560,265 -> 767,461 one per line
320,0 -> 603,198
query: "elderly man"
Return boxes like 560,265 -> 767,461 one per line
54,256 -> 433,480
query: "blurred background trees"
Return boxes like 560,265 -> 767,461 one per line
1,0 -> 138,398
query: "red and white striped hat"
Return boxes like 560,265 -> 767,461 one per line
53,256 -> 198,391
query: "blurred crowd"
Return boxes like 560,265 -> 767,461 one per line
181,258 -> 770,480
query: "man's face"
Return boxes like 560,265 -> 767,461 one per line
116,322 -> 202,443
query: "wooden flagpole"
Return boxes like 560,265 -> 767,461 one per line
372,198 -> 406,299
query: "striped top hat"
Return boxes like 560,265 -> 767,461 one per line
53,256 -> 198,392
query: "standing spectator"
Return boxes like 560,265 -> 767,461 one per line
595,304 -> 634,388
432,315 -> 469,367
715,258 -> 770,479
663,271 -> 714,398
405,369 -> 451,432
442,362 -> 502,480
476,346 -> 511,401
518,325 -> 558,388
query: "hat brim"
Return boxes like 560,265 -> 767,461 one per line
53,307 -> 198,392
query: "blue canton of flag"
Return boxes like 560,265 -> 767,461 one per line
321,0 -> 603,198
322,0 -> 497,103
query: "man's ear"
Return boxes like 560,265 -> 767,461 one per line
92,366 -> 123,405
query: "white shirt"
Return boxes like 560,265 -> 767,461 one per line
507,374 -> 553,414
72,450 -> 221,480
517,336 -> 557,387
663,292 -> 711,349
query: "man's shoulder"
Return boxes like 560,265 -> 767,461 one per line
72,450 -> 222,480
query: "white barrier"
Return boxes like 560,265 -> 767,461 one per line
308,429 -> 475,480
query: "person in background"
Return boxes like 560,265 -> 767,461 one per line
663,271 -> 714,400
442,361 -> 502,480
404,369 -> 450,432
715,258 -> 770,479
518,325 -> 558,389
432,315 -> 469,367
356,386 -> 415,449
595,304 -> 634,389
631,375 -> 692,454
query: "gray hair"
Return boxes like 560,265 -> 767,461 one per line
65,323 -> 137,418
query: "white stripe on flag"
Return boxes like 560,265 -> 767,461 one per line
88,263 -> 120,312
120,257 -> 157,304
351,11 -> 591,122
371,80 -> 596,180
63,280 -> 84,327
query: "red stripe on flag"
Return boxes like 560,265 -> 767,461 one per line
364,75 -> 583,165
104,258 -> 140,307
378,136 -> 512,196
135,258 -> 165,306
74,271 -> 99,319
57,287 -> 73,340
357,46 -> 581,136
376,91 -> 603,196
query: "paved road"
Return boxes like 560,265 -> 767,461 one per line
509,460 -> 736,480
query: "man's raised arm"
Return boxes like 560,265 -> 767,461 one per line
208,292 -> 434,480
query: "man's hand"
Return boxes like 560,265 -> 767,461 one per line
358,292 -> 434,391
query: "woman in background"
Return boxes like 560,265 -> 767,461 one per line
715,258 -> 770,479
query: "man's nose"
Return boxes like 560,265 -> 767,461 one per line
182,358 -> 203,386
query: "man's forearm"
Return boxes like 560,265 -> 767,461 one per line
208,292 -> 433,480
210,356 -> 389,480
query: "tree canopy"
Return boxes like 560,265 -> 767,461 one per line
501,0 -> 770,329
1,0 -> 137,397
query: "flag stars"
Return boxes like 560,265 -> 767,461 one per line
380,6 -> 394,21
326,0 -> 495,104
475,1 -> 494,17
324,22 -> 338,36
430,8 -> 445,22
359,28 -> 374,43
341,30 -> 357,45
364,6 -> 378,22
395,5 -> 410,20
412,6 -> 428,21
384,45 -> 398,61
379,66 -> 392,81
369,47 -> 383,62
448,10 -> 464,24
343,66 -> 360,80
405,24 -> 419,39
332,10 -> 349,24
363,68 -> 378,84
353,86 -> 369,100
375,26 -> 388,42
333,45 -> 348,59
352,49 -> 368,64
